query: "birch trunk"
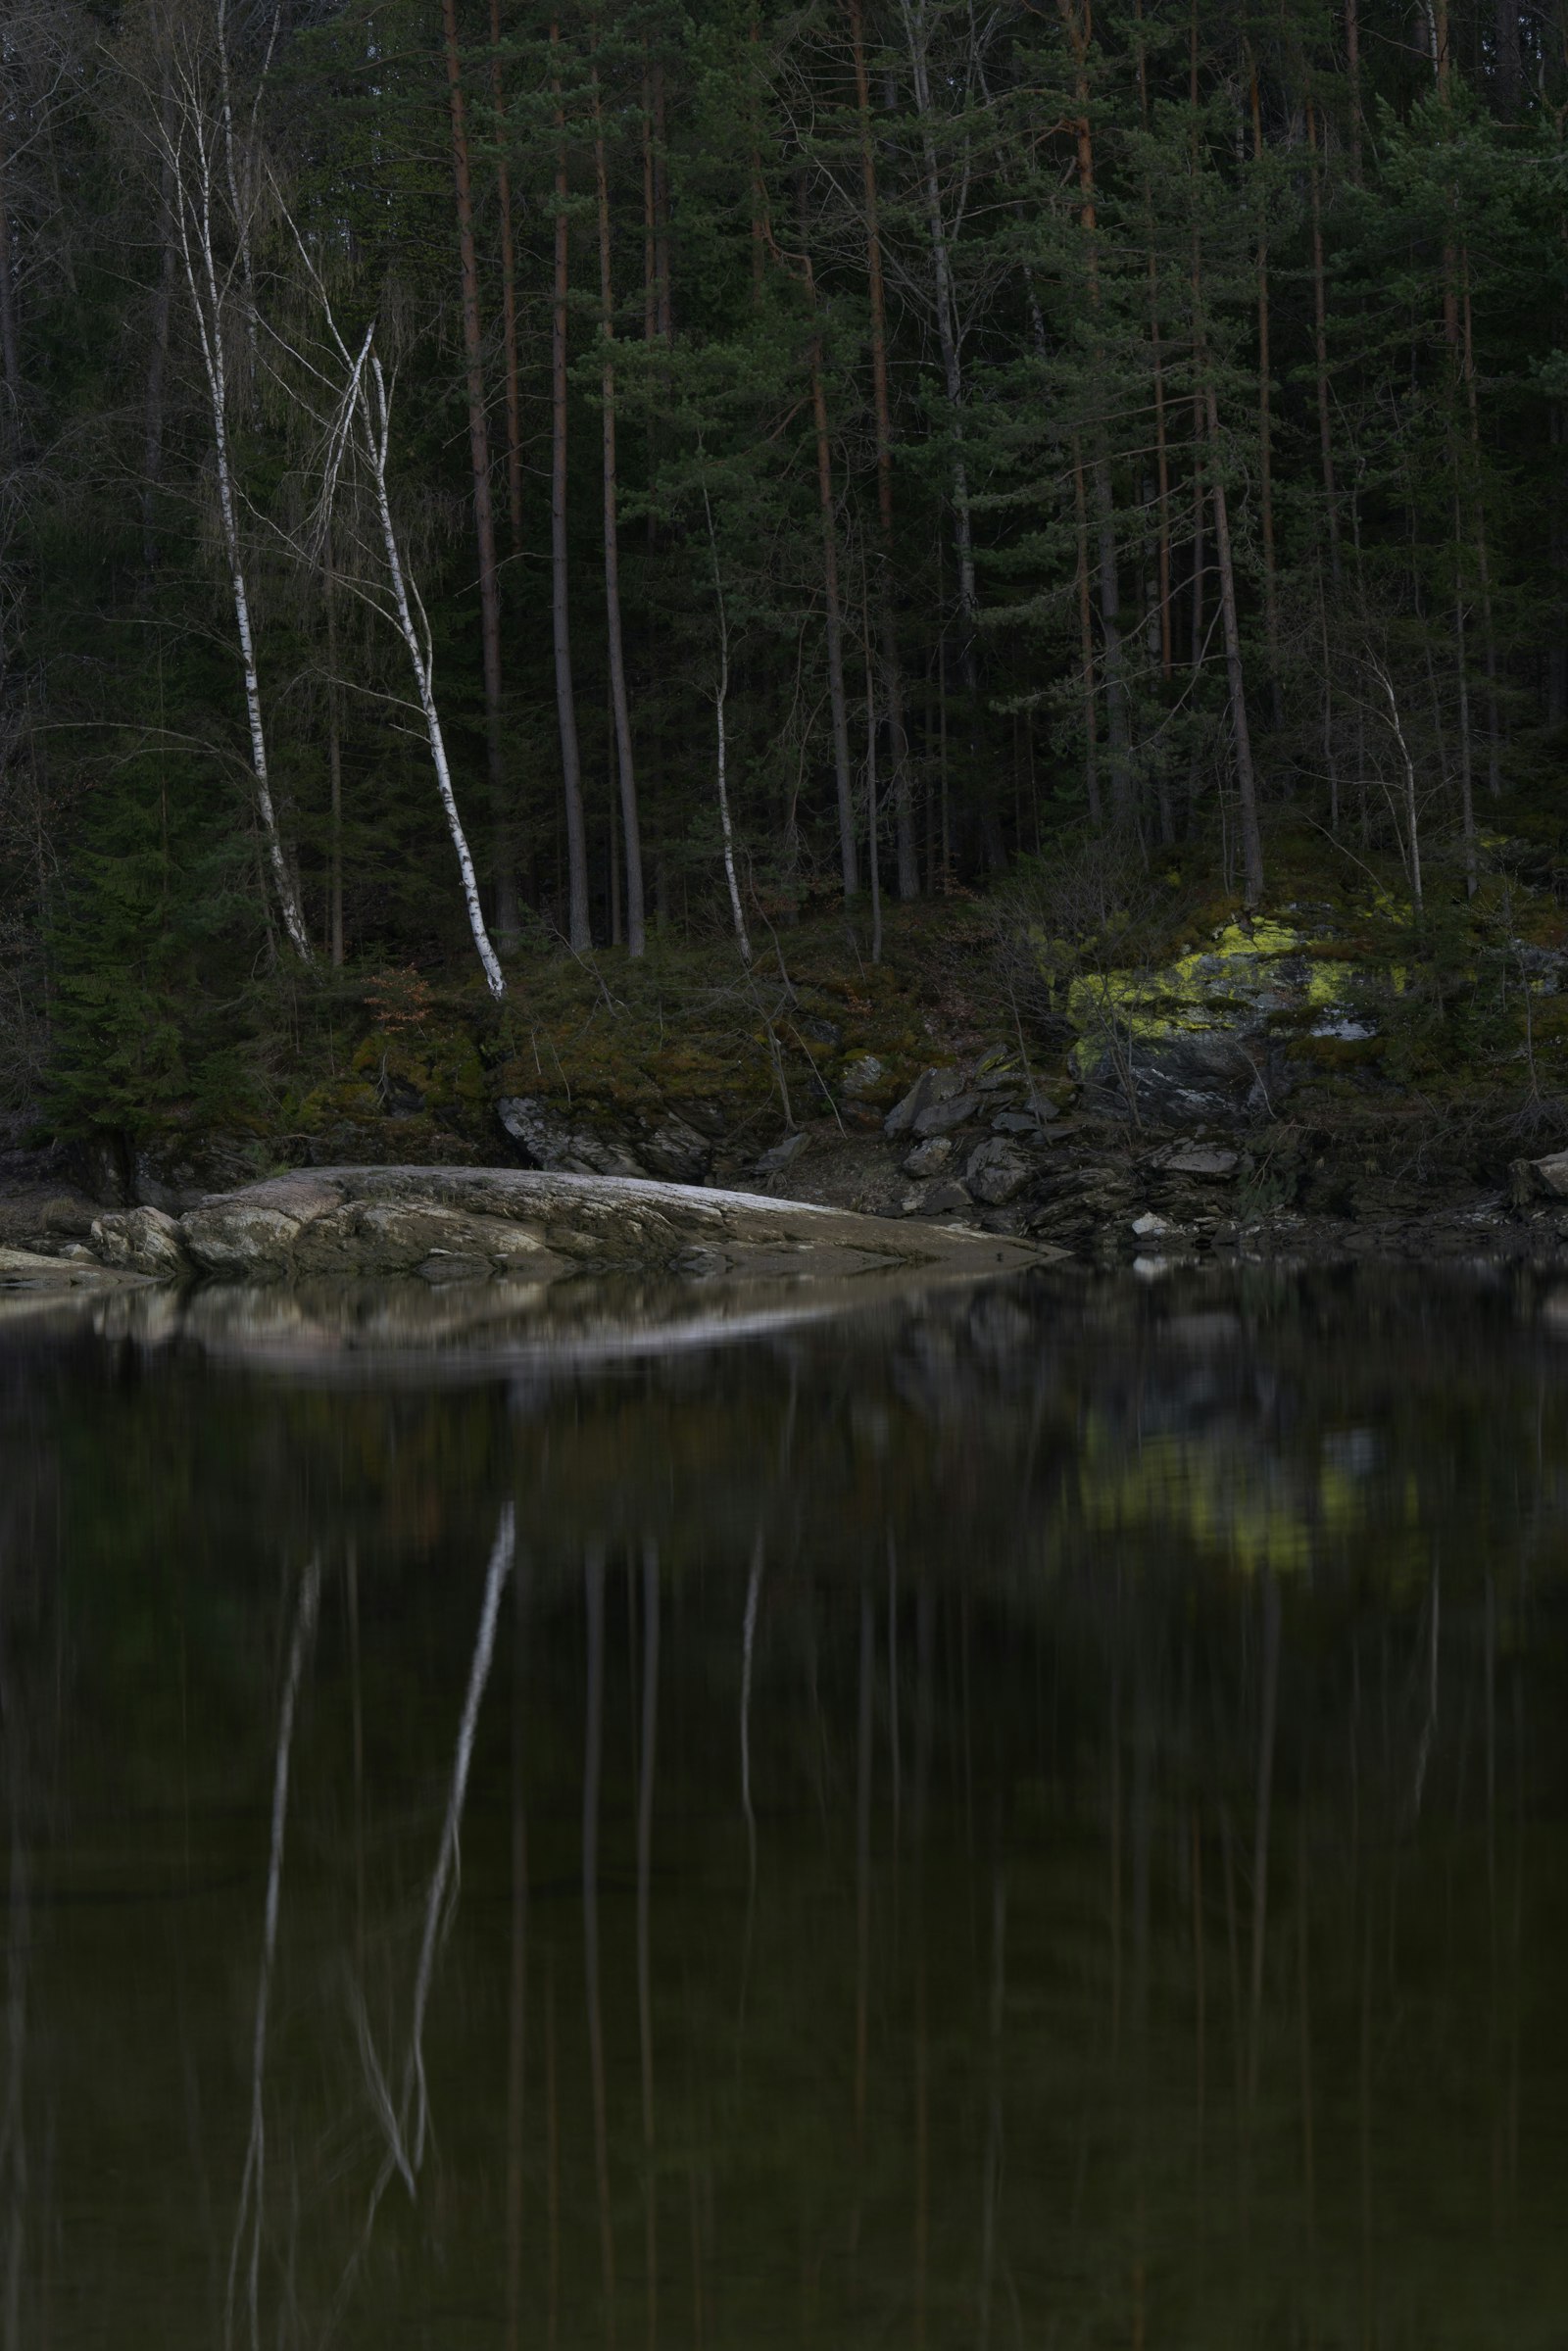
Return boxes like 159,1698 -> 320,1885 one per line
592,53 -> 646,956
170,111 -> 313,962
442,0 -> 517,950
551,24 -> 592,954
361,354 -> 507,998
703,482 -> 751,961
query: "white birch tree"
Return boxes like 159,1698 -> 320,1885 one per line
154,28 -> 314,963
277,222 -> 508,998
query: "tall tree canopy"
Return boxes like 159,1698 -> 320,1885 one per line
1,0 -> 1565,1124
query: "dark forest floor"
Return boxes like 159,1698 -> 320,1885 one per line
13,814 -> 1568,1268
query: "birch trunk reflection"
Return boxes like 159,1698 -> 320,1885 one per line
225,1554 -> 319,2351
637,1542 -> 661,2350
584,1543 -> 617,2344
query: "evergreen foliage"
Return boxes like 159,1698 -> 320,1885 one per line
0,0 -> 1566,1128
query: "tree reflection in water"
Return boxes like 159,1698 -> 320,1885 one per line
1,1263 -> 1567,2347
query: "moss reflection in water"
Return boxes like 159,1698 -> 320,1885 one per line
1,1266 -> 1567,2346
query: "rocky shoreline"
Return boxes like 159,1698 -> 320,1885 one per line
0,1161 -> 1046,1292
9,1042 -> 1568,1287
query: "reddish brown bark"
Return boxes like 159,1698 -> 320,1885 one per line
489,0 -> 524,558
847,0 -> 914,892
551,22 -> 591,952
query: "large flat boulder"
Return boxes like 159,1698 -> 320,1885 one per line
85,1166 -> 1046,1286
0,1244 -> 147,1291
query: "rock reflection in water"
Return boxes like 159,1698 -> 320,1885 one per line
1,1265 -> 1567,2348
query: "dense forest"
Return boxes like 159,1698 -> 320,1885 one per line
0,0 -> 1564,1132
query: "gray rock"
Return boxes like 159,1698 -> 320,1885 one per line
1159,1143 -> 1239,1179
1131,1210 -> 1170,1237
911,1092 -> 982,1140
1511,1150 -> 1568,1203
884,1067 -> 963,1137
289,1200 -> 541,1276
182,1202 -> 311,1278
497,1096 -> 648,1178
840,1053 -> 885,1100
757,1131 -> 811,1177
1082,1033 -> 1267,1125
0,1245 -> 144,1291
903,1137 -> 955,1178
963,1138 -> 1032,1207
992,1110 -> 1045,1137
68,1167 -> 1050,1294
899,1184 -> 928,1216
91,1205 -> 190,1278
923,1181 -> 973,1217
640,1112 -> 711,1185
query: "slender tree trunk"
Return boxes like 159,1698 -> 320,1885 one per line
1249,52 -> 1283,727
592,52 -> 646,956
1318,559 -> 1340,834
1550,405 -> 1567,726
652,54 -> 672,345
170,118 -> 313,963
1346,0 -> 1364,182
902,0 -> 978,883
324,532 -> 345,966
0,116 -> 20,454
490,0 -> 525,559
1494,0 -> 1522,116
1190,425 -> 1206,680
1454,529 -> 1479,895
552,24 -> 592,953
809,328 -> 858,897
702,481 -> 751,960
1062,10 -> 1132,826
140,109 -> 177,584
442,0 -> 517,950
1134,3 -> 1173,686
1306,103 -> 1341,581
864,601 -> 884,963
1459,254 -> 1502,795
848,0 -> 914,896
1073,441 -> 1102,828
748,5 -> 767,304
212,0 -> 261,416
356,346 -> 507,996
1205,386 -> 1265,906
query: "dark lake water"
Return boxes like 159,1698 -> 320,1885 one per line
3,1263 -> 1567,2348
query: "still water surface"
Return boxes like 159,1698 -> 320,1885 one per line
3,1264 -> 1567,2348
